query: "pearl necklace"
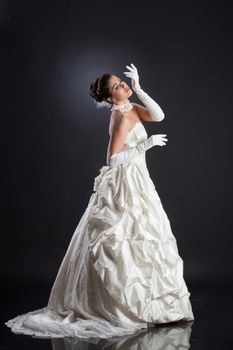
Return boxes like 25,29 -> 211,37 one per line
111,100 -> 133,112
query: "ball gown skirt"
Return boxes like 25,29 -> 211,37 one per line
5,122 -> 194,339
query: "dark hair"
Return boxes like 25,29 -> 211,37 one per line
89,73 -> 113,103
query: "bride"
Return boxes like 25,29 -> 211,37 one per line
5,63 -> 194,339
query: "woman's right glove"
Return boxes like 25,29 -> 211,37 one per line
107,134 -> 168,168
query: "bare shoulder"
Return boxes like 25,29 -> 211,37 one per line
108,111 -> 131,137
131,102 -> 154,122
106,106 -> 143,159
108,106 -> 141,137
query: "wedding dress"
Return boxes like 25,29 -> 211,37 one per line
5,121 -> 194,339
50,320 -> 193,348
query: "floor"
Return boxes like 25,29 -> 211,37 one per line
1,282 -> 232,349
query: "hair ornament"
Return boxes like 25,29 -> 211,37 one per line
94,99 -> 112,109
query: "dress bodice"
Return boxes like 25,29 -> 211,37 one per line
122,122 -> 148,151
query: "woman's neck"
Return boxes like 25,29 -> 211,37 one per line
111,100 -> 133,112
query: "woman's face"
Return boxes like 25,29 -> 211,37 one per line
106,75 -> 132,104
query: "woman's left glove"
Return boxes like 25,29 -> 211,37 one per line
124,63 -> 165,122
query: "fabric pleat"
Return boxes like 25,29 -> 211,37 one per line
5,122 -> 194,339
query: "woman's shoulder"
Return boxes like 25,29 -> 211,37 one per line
108,114 -> 129,136
108,111 -> 141,137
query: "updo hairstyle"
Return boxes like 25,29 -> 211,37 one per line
89,73 -> 113,104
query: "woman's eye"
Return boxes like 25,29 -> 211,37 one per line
114,79 -> 121,90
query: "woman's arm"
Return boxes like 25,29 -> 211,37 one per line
124,64 -> 165,122
132,89 -> 165,122
132,103 -> 156,122
107,132 -> 168,167
106,118 -> 131,163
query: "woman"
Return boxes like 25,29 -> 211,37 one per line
5,63 -> 194,339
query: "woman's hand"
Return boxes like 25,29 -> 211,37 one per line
124,63 -> 141,91
141,134 -> 168,151
149,134 -> 168,147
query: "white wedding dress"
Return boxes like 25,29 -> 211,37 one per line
5,121 -> 194,339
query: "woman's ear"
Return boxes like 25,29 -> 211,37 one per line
106,97 -> 113,104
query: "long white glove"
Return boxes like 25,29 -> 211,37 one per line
124,63 -> 165,122
107,134 -> 168,168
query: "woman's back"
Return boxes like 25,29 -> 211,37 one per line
107,104 -> 142,161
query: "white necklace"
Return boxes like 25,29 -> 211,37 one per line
111,100 -> 133,112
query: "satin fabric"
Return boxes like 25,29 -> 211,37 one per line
5,122 -> 194,339
50,320 -> 193,348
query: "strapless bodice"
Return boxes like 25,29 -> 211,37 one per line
122,122 -> 148,151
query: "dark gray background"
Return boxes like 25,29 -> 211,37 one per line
1,0 -> 232,290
